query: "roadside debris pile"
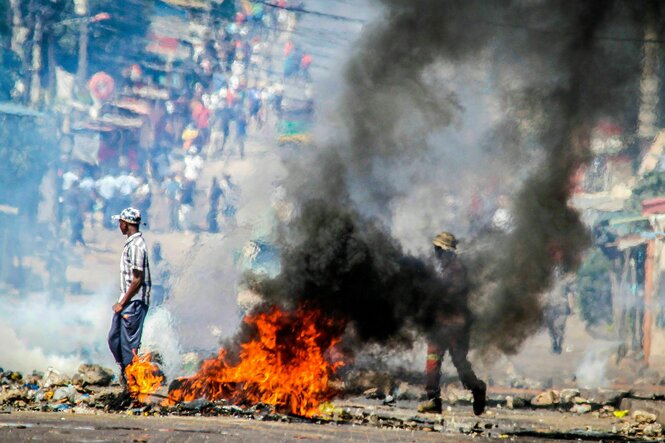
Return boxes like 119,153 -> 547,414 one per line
123,306 -> 345,418
617,410 -> 664,438
343,368 -> 425,402
2,363 -> 665,439
0,365 -> 115,413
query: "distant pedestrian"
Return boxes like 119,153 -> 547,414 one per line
235,111 -> 248,159
208,177 -> 223,233
64,181 -> 85,246
544,245 -> 575,354
184,146 -> 204,182
300,53 -> 312,81
163,175 -> 181,231
179,179 -> 196,231
221,106 -> 231,150
248,87 -> 262,127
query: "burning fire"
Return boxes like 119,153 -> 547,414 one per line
125,352 -> 164,403
165,305 -> 344,417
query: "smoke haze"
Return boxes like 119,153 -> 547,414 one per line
252,0 -> 654,358
2,0 -> 663,383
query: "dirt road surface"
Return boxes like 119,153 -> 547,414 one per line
0,409 -> 594,443
0,394 -> 639,443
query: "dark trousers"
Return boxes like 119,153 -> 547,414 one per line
425,323 -> 483,399
108,300 -> 148,370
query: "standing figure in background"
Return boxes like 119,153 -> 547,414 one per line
300,52 -> 312,82
179,179 -> 196,232
163,175 -> 181,231
235,110 -> 248,159
221,174 -> 239,228
184,146 -> 203,182
544,251 -> 575,354
208,177 -> 223,233
221,105 -> 232,152
248,87 -> 263,128
64,180 -> 85,246
418,232 -> 486,416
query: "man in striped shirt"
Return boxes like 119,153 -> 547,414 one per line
107,207 -> 151,387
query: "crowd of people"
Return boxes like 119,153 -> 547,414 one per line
56,1 -> 314,245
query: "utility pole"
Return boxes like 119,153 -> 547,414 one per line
75,0 -> 89,88
637,2 -> 660,142
29,15 -> 43,106
639,0 -> 661,366
9,0 -> 27,62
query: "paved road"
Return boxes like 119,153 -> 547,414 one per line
0,399 -> 630,443
0,411 -> 491,443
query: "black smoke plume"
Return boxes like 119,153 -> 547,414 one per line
249,0 -> 660,355
251,200 -> 468,344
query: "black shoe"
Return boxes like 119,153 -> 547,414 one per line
472,381 -> 486,416
417,397 -> 442,413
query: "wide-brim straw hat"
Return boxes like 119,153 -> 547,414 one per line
433,232 -> 457,251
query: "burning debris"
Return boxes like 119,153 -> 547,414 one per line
125,353 -> 163,404
127,305 -> 345,417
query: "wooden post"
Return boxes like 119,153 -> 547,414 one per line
9,0 -> 25,62
638,1 -> 660,141
75,0 -> 89,88
47,33 -> 56,104
643,239 -> 655,365
29,16 -> 43,106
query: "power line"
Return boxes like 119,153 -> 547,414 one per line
254,0 -> 366,24
473,17 -> 665,45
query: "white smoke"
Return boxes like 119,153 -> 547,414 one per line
167,153 -> 288,351
0,287 -> 184,380
0,289 -> 115,375
141,306 -> 182,381
575,343 -> 616,389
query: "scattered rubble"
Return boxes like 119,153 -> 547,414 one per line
559,388 -> 580,403
569,403 -> 592,414
505,395 -> 527,409
394,381 -> 423,401
633,409 -> 658,424
531,389 -> 560,407
0,366 -> 664,439
75,364 -> 113,387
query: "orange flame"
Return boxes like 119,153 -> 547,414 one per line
125,352 -> 164,403
166,306 -> 344,417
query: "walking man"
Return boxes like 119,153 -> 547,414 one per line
108,207 -> 151,387
418,232 -> 486,416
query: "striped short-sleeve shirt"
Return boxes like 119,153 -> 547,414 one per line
119,232 -> 151,304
